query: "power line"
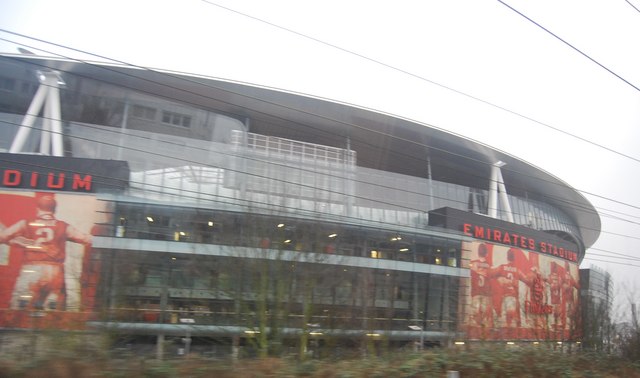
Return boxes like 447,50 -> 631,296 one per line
2,31 -> 639,228
1,62 -> 640,268
1,40 -> 639,247
589,248 -> 640,261
6,143 -> 637,270
195,1 -> 640,166
0,45 -> 607,221
583,256 -> 640,268
588,253 -> 640,262
0,34 -> 626,231
498,0 -> 640,92
0,48 -> 616,239
3,35 -> 631,252
625,0 -> 640,14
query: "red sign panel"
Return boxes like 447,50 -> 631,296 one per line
0,191 -> 106,329
462,241 -> 580,341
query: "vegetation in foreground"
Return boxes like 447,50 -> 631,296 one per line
1,344 -> 639,378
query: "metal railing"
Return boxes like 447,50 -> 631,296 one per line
231,130 -> 356,166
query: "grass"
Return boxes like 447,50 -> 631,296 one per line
0,345 -> 639,377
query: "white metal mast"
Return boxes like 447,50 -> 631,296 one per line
488,161 -> 514,222
10,70 -> 66,156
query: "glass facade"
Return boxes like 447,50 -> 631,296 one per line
0,56 -> 595,355
579,267 -> 613,351
0,63 -> 581,239
92,202 -> 463,334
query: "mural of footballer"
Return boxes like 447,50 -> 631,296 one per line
489,247 -> 528,330
0,193 -> 92,311
469,243 -> 494,328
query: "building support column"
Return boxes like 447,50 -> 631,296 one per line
10,71 -> 65,156
488,161 -> 514,222
156,334 -> 165,360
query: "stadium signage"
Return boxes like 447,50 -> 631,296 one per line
462,223 -> 578,262
0,153 -> 130,193
2,169 -> 92,191
524,300 -> 553,315
428,207 -> 580,263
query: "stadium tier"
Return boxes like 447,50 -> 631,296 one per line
0,54 -> 600,356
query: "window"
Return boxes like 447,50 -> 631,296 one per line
132,104 -> 157,121
162,110 -> 191,128
0,76 -> 15,91
21,82 -> 37,94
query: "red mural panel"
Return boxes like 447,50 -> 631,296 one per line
463,240 -> 580,341
0,191 -> 105,329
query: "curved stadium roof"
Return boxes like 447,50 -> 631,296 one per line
0,53 -> 601,250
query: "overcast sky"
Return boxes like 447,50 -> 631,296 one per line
1,0 -> 640,314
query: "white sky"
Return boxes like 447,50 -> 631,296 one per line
1,0 -> 640,314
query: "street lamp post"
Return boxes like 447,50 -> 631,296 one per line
180,318 -> 195,356
408,325 -> 424,351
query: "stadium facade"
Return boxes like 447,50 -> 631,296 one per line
0,54 -> 600,357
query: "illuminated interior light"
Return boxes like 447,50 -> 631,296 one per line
370,250 -> 379,258
171,257 -> 176,260
309,332 -> 323,336
179,231 -> 186,236
557,341 -> 563,345
533,342 -> 540,345
284,239 -> 291,244
244,330 -> 260,334
208,221 -> 214,227
277,223 -> 285,228
399,248 -> 409,252
328,233 -> 337,238
146,216 -> 154,222
506,341 -> 515,345
366,333 -> 380,337
454,341 -> 465,345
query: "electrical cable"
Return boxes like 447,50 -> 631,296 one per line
0,47 -> 608,229
624,0 -> 640,14
1,7 -> 638,244
583,256 -> 640,268
199,1 -> 640,165
0,30 -> 635,225
3,116 -> 638,264
497,0 -> 640,92
0,49 -> 636,251
1,34 -> 640,266
0,42 -> 624,229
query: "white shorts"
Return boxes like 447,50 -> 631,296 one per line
11,263 -> 64,310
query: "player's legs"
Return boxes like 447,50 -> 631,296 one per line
502,296 -> 517,327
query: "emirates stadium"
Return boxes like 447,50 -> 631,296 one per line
0,53 -> 601,357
